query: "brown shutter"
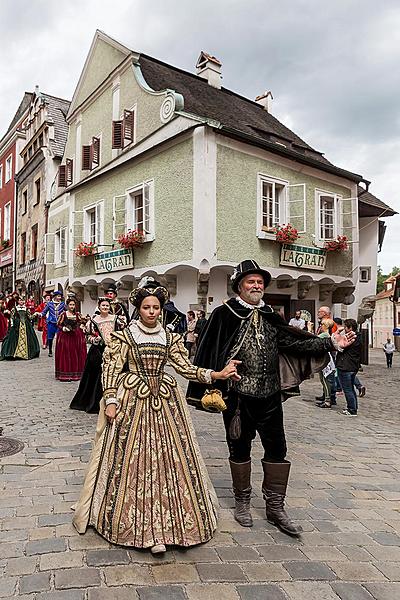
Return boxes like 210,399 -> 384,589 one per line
82,146 -> 91,170
123,110 -> 134,142
112,121 -> 123,149
66,158 -> 73,184
58,165 -> 67,187
91,136 -> 100,168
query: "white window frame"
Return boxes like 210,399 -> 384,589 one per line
5,155 -> 12,183
126,180 -> 155,241
55,227 -> 67,265
4,202 -> 11,241
0,165 -> 3,189
315,189 -> 342,243
83,201 -> 104,246
257,174 -> 288,239
359,266 -> 371,283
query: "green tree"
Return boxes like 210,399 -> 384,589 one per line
377,265 -> 387,293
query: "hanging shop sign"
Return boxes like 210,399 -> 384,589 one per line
280,244 -> 327,271
94,248 -> 133,274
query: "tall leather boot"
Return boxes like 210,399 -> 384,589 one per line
229,460 -> 253,527
262,460 -> 302,537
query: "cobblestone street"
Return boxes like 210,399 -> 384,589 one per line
1,346 -> 400,600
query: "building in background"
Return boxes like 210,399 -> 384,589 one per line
0,92 -> 32,293
14,88 -> 70,301
373,274 -> 400,348
45,31 -> 395,321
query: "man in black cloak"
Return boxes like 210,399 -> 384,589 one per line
187,260 -> 355,536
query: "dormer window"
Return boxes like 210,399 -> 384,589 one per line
112,110 -> 135,149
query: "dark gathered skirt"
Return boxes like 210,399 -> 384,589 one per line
0,312 -> 8,341
69,344 -> 104,413
55,328 -> 87,381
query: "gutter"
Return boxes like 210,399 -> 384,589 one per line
215,125 -> 370,186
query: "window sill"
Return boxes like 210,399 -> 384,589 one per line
257,230 -> 275,241
55,263 -> 68,269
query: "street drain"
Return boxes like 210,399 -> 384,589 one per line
0,437 -> 24,458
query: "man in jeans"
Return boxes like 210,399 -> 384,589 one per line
336,319 -> 362,416
383,338 -> 395,368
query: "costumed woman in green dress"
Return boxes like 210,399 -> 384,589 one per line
0,297 -> 40,360
72,285 -> 240,555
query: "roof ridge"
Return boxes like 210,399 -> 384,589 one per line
41,92 -> 71,105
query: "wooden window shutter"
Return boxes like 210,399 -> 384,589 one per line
82,145 -> 91,170
91,137 -> 100,169
112,121 -> 123,149
66,158 -> 73,185
58,165 -> 67,187
123,110 -> 134,142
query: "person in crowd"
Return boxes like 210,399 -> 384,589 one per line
316,306 -> 337,335
187,260 -> 355,537
336,318 -> 362,416
72,284 -> 239,554
55,298 -> 87,381
194,310 -> 207,340
383,337 -> 395,368
330,317 -> 366,400
184,310 -> 197,357
289,310 -> 306,330
105,284 -> 129,323
0,297 -> 40,360
70,297 -> 126,413
6,291 -> 19,313
25,295 -> 36,315
35,292 -> 51,349
0,293 -> 9,341
315,318 -> 337,408
41,291 -> 66,357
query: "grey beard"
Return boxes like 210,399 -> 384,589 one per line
240,290 -> 263,304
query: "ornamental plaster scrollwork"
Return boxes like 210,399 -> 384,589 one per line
160,95 -> 176,123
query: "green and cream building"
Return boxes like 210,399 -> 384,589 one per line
46,31 -> 392,322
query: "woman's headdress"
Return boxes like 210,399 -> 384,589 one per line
129,286 -> 169,308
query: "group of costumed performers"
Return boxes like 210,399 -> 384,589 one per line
0,296 -> 40,361
72,283 -> 239,555
55,297 -> 87,381
70,297 -> 125,413
35,291 -> 52,349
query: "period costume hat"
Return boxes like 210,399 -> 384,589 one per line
129,285 -> 169,309
52,291 -> 63,297
230,260 -> 272,294
105,283 -> 118,295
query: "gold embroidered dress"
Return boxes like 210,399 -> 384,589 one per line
73,320 -> 218,548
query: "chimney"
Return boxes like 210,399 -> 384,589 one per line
255,91 -> 273,112
196,51 -> 222,89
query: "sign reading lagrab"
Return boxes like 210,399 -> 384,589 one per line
280,244 -> 327,271
94,248 -> 133,274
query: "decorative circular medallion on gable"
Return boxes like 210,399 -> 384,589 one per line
160,95 -> 176,123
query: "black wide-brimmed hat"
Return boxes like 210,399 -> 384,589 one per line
105,283 -> 118,295
231,260 -> 272,293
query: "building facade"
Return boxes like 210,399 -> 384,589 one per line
46,31 -> 393,323
15,89 -> 70,301
0,93 -> 32,293
373,275 -> 400,348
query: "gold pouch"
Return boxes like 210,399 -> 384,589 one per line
200,388 -> 227,412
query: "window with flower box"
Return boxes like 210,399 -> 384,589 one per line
315,190 -> 357,243
112,180 -> 155,242
83,202 -> 104,246
257,174 -> 306,239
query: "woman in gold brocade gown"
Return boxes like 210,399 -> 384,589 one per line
73,285 -> 239,554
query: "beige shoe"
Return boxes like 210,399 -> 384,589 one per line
150,544 -> 166,555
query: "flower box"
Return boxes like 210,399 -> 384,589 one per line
118,229 -> 145,250
324,235 -> 348,252
1,239 -> 10,250
75,241 -> 98,257
274,224 -> 299,244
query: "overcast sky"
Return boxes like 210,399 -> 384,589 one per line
1,0 -> 399,272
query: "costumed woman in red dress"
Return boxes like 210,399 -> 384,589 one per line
0,294 -> 9,341
35,292 -> 51,349
55,298 -> 87,381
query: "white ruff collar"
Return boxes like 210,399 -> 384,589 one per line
236,296 -> 265,309
136,319 -> 162,334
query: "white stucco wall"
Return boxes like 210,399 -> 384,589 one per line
349,217 -> 378,320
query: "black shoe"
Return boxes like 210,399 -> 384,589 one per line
315,396 -> 325,402
48,352 -> 53,357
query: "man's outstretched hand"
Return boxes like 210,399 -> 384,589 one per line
333,330 -> 356,349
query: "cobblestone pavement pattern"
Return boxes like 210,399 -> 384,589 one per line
1,344 -> 400,599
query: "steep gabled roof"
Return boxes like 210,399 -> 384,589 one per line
41,93 -> 70,158
0,92 -> 32,147
358,185 -> 396,218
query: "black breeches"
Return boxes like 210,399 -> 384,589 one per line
222,391 -> 287,463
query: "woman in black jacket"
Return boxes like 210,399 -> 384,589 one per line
336,319 -> 362,416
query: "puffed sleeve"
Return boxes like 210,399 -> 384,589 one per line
168,334 -> 213,383
101,333 -> 129,404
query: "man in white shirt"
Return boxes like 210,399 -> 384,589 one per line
289,311 -> 305,330
383,338 -> 395,368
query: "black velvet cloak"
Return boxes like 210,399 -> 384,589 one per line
186,298 -> 330,407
